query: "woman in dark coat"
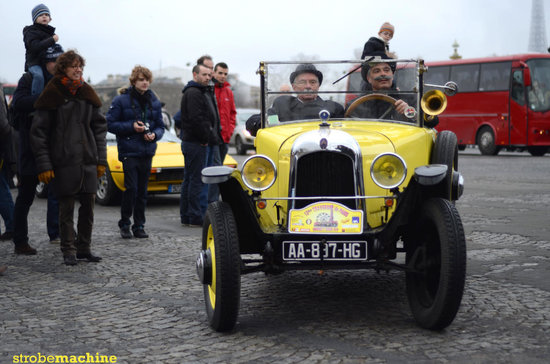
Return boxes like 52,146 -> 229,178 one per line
31,50 -> 107,266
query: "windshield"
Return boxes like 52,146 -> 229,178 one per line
260,59 -> 420,128
527,58 -> 550,112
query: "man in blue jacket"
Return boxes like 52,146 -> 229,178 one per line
106,66 -> 165,239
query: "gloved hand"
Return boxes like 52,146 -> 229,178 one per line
97,165 -> 106,178
38,170 -> 55,184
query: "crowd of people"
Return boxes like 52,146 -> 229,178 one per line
0,4 -> 239,268
1,4 -> 403,271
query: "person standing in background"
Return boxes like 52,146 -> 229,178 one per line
106,66 -> 165,239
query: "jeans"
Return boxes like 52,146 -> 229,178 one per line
0,167 -> 14,234
180,141 -> 207,224
29,65 -> 44,96
119,157 -> 152,230
13,175 -> 59,245
200,144 -> 222,214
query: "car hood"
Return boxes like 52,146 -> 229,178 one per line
255,120 -> 434,164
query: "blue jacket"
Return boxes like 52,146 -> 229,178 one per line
106,87 -> 165,160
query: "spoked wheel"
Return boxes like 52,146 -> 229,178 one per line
197,201 -> 241,332
405,198 -> 466,330
96,167 -> 121,206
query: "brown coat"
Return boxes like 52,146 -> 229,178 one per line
31,76 -> 107,197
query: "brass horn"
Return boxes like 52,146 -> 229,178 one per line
421,89 -> 447,118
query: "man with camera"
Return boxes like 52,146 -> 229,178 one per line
106,65 -> 165,239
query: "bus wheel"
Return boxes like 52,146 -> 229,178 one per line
477,126 -> 500,155
527,146 -> 548,156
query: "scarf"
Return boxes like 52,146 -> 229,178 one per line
60,76 -> 84,95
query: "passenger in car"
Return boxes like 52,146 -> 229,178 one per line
346,55 -> 415,123
246,64 -> 344,135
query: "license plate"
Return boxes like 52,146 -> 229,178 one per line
283,241 -> 367,261
168,184 -> 181,193
289,201 -> 363,234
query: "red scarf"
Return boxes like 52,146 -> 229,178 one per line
60,76 -> 84,95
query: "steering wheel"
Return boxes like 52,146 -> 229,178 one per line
345,93 -> 397,118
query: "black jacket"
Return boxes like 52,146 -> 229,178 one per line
23,23 -> 56,70
0,89 -> 16,174
12,70 -> 52,175
246,96 -> 344,136
361,37 -> 388,59
179,81 -> 222,145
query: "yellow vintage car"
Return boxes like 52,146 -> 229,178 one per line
196,59 -> 465,332
96,130 -> 237,205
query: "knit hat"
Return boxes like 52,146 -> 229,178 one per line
42,44 -> 64,63
379,22 -> 394,37
32,4 -> 50,23
289,64 -> 323,85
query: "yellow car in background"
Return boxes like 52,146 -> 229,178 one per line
96,131 -> 237,205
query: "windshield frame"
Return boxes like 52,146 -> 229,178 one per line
258,59 -> 424,130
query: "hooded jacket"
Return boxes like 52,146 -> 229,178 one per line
23,23 -> 56,70
31,76 -> 107,197
213,79 -> 237,143
361,37 -> 389,59
106,86 -> 165,160
180,81 -> 222,145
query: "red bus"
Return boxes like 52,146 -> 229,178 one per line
425,54 -> 550,156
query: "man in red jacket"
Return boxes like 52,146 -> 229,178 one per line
212,62 -> 236,163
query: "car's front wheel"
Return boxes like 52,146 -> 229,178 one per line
405,198 -> 466,330
199,201 -> 241,332
96,167 -> 121,205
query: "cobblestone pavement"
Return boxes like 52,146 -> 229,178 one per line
1,153 -> 549,363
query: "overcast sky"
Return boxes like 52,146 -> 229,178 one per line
1,0 -> 548,86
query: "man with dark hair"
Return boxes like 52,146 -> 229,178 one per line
11,44 -> 63,255
197,55 -> 214,70
179,64 -> 222,227
246,64 -> 344,135
206,62 -> 237,204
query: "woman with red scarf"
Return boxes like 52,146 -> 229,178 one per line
31,50 -> 107,266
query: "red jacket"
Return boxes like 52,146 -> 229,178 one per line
214,81 -> 237,143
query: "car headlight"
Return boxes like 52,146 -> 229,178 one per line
241,155 -> 277,191
370,153 -> 407,189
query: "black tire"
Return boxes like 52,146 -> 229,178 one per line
527,146 -> 548,156
431,130 -> 458,200
201,201 -> 241,332
96,167 -> 121,206
35,182 -> 48,198
477,126 -> 500,155
235,136 -> 247,155
405,198 -> 466,330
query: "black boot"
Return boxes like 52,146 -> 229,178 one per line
63,255 -> 77,266
76,252 -> 102,262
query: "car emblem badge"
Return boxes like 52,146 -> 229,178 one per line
320,138 -> 328,149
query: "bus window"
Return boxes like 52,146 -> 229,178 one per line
511,70 -> 525,105
425,66 -> 450,90
450,64 -> 480,92
526,58 -> 550,111
479,62 -> 511,91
